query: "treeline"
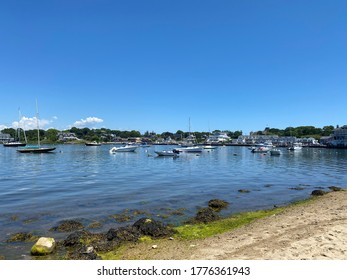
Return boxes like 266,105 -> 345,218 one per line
1,125 -> 336,144
254,126 -> 335,139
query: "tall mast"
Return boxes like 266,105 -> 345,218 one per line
36,99 -> 40,147
19,108 -> 27,144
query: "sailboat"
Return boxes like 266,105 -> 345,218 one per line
177,118 -> 203,153
17,101 -> 56,153
3,109 -> 27,147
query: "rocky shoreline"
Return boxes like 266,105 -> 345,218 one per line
2,188 -> 345,260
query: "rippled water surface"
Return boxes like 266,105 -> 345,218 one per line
0,144 -> 346,258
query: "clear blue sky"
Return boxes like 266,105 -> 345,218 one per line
1,0 -> 346,134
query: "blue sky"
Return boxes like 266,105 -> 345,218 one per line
1,0 -> 346,134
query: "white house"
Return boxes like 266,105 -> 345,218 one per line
207,132 -> 231,143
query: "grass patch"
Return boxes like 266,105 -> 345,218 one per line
98,244 -> 128,260
175,208 -> 284,240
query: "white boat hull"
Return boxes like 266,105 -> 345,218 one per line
177,146 -> 203,153
270,149 -> 281,156
155,150 -> 179,157
109,145 -> 137,153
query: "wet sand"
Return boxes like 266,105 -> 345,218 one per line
120,191 -> 347,260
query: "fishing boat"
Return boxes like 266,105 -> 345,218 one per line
17,101 -> 56,153
109,145 -> 137,153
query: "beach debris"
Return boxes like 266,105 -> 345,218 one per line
50,219 -> 84,232
152,245 -> 158,249
31,237 -> 56,256
208,199 -> 229,212
311,190 -> 326,196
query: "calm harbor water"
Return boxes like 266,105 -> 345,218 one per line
0,144 -> 346,258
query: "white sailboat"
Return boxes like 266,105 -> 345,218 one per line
3,109 -> 27,147
177,118 -> 203,153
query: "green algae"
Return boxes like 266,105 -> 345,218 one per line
175,208 -> 284,240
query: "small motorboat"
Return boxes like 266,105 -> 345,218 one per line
202,145 -> 216,150
250,146 -> 270,153
3,142 -> 27,147
176,146 -> 203,153
288,143 -> 303,150
270,149 -> 282,156
155,150 -> 180,157
109,145 -> 137,153
85,141 -> 101,146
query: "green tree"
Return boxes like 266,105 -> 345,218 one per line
45,128 -> 59,142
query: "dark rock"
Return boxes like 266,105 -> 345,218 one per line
238,189 -> 251,193
311,190 -> 326,196
191,207 -> 220,224
133,218 -> 175,238
111,213 -> 132,223
63,230 -> 90,247
289,187 -> 305,191
106,226 -> 140,242
328,186 -> 343,192
6,232 -> 34,242
50,220 -> 84,232
208,199 -> 229,212
87,221 -> 103,229
66,245 -> 101,260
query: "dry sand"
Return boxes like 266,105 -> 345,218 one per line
120,191 -> 347,260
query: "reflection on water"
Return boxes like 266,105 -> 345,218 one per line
0,144 -> 346,257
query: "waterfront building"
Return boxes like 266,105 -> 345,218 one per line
326,125 -> 347,148
0,133 -> 12,142
207,132 -> 231,143
57,132 -> 80,142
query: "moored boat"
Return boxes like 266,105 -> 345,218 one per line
3,142 -> 27,147
288,142 -> 303,150
250,144 -> 270,153
17,145 -> 56,153
109,145 -> 137,153
270,149 -> 282,156
85,141 -> 101,146
16,101 -> 55,154
176,146 -> 203,153
155,150 -> 179,157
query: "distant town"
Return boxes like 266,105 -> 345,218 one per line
1,125 -> 347,148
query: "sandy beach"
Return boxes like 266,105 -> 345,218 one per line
120,190 -> 347,260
